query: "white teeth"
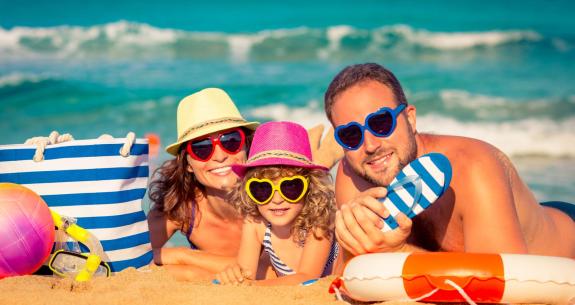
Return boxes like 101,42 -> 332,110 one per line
374,156 -> 387,165
369,153 -> 391,166
210,166 -> 231,174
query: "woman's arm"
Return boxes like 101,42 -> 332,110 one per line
148,208 -> 237,273
147,208 -> 180,264
162,264 -> 216,281
155,247 -> 237,272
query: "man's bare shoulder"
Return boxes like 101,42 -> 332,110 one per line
420,134 -> 504,166
419,135 -> 519,220
419,133 -> 513,192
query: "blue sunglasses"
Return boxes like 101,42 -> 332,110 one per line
334,103 -> 407,150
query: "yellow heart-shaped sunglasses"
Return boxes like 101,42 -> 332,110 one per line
245,175 -> 309,205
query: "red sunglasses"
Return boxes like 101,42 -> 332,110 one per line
186,128 -> 246,161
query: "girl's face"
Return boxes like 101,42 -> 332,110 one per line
185,128 -> 248,191
255,176 -> 305,228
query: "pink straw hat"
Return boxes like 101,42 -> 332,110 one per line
232,121 -> 328,177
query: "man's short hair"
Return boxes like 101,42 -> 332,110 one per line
324,63 -> 408,122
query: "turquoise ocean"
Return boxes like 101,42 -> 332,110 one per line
1,0 -> 574,236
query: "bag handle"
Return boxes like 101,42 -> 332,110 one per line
98,131 -> 136,157
25,131 -> 75,162
25,131 -> 136,162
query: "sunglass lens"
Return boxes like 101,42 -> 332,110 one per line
367,111 -> 394,136
280,178 -> 305,201
249,181 -> 273,204
220,130 -> 243,153
337,125 -> 363,149
191,138 -> 214,160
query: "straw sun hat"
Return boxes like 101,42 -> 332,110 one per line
165,88 -> 259,155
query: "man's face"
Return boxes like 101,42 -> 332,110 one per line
331,80 -> 418,187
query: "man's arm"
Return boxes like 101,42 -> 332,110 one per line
457,147 -> 528,253
335,158 -> 375,207
335,187 -> 425,256
334,159 -> 427,259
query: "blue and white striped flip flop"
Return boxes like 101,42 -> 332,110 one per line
380,153 -> 452,232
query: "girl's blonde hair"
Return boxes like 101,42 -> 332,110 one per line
230,166 -> 336,244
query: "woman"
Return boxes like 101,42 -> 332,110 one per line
147,88 -> 259,279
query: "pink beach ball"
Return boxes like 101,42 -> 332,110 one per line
0,183 -> 55,279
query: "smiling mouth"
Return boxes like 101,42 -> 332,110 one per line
209,166 -> 232,176
366,152 -> 393,167
269,208 -> 290,216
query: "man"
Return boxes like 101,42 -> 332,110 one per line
324,63 -> 575,263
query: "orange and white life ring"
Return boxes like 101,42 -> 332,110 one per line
330,252 -> 575,305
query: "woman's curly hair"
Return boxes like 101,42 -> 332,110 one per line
148,148 -> 203,232
229,166 -> 336,244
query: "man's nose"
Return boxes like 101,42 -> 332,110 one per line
362,130 -> 381,153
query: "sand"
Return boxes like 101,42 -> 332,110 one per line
0,266 -> 425,305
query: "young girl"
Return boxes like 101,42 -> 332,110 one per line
216,121 -> 339,285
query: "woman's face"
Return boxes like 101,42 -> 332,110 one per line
185,128 -> 248,191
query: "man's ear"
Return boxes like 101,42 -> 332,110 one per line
185,154 -> 194,173
405,104 -> 417,134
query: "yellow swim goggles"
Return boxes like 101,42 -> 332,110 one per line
245,175 -> 309,205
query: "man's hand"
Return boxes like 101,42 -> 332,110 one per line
307,124 -> 344,169
335,187 -> 412,255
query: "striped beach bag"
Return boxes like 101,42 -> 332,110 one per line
0,132 -> 153,272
